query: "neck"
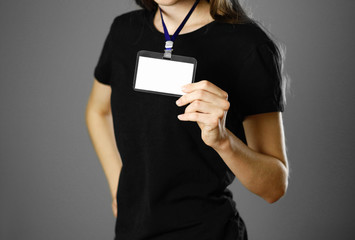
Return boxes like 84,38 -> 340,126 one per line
154,0 -> 212,31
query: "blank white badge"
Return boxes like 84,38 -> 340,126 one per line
133,50 -> 197,97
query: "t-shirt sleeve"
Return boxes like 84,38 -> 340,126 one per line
233,40 -> 285,120
93,18 -> 116,86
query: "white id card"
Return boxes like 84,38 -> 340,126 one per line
133,50 -> 197,97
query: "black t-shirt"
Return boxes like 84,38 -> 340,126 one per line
94,8 -> 284,240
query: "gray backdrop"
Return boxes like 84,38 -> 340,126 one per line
1,0 -> 354,239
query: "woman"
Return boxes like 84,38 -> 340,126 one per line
86,0 -> 289,239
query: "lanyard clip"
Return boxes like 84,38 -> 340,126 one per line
163,40 -> 174,59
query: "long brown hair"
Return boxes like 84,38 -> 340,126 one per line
135,0 -> 290,104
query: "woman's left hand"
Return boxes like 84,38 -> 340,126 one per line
176,80 -> 230,150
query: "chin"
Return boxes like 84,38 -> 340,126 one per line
154,0 -> 182,6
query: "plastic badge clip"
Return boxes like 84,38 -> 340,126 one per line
163,40 -> 174,59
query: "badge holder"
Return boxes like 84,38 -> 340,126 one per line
133,50 -> 197,97
133,0 -> 200,97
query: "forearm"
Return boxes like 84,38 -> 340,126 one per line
85,109 -> 122,199
214,128 -> 288,203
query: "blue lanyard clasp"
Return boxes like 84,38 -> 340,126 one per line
164,40 -> 174,59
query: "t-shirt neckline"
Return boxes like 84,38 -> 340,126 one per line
145,9 -> 216,39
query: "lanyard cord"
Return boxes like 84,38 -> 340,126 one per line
159,0 -> 200,59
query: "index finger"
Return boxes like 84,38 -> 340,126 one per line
182,80 -> 228,99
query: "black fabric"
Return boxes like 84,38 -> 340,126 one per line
94,8 -> 284,240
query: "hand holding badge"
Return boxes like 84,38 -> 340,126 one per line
133,0 -> 200,97
176,80 -> 231,150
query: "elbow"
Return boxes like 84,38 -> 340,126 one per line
85,101 -> 93,120
85,104 -> 111,124
264,170 -> 289,204
265,159 -> 289,204
85,105 -> 93,127
265,183 -> 287,204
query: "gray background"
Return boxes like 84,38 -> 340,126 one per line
1,0 -> 354,239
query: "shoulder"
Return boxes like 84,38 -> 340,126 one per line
234,22 -> 272,45
106,9 -> 149,42
221,21 -> 279,61
111,9 -> 147,29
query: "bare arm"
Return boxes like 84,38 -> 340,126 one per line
85,79 -> 122,207
176,81 -> 289,204
215,112 -> 289,203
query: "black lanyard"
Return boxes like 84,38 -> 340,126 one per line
159,0 -> 200,59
